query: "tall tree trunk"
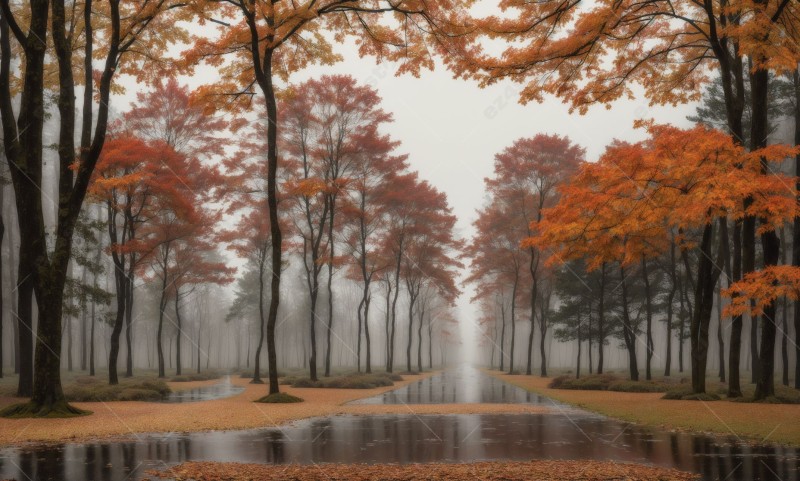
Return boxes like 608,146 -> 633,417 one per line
406,281 -> 418,373
417,300 -> 424,373
690,222 -> 722,394
509,275 -> 518,374
665,243 -> 677,377
499,298 -> 506,372
252,248 -> 267,384
384,280 -> 392,372
729,220 -> 744,396
597,263 -> 605,374
14,248 -> 33,396
716,286 -> 726,382
80,267 -> 88,371
526,251 -> 537,376
576,322 -> 581,379
752,66 -> 779,400
156,261 -> 169,378
324,197 -> 337,378
364,293 -> 372,373
89,291 -> 96,376
124,259 -> 134,377
538,292 -> 548,377
619,264 -> 639,381
175,288 -> 182,376
642,256 -> 654,380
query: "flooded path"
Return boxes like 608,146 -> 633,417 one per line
0,367 -> 797,481
161,376 -> 244,403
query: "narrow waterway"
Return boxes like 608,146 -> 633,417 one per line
161,376 -> 244,403
0,367 -> 797,481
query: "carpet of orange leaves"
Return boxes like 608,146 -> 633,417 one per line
0,372 -> 552,446
491,371 -> 800,446
145,460 -> 698,480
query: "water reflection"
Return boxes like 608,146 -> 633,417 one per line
1,413 -> 797,481
351,366 -> 550,404
161,376 -> 244,403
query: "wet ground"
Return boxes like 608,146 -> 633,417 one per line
161,376 -> 244,403
0,367 -> 797,481
350,365 -> 551,404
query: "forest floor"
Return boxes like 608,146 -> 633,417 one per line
145,460 -> 698,480
490,370 -> 800,446
0,371 -> 552,446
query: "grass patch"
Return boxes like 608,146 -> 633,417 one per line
549,374 -> 672,393
730,385 -> 800,404
63,376 -> 171,402
169,372 -> 222,382
284,372 -> 403,389
255,392 -> 304,403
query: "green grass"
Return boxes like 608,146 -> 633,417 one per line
549,373 -> 675,393
255,392 -> 304,403
64,376 -> 171,401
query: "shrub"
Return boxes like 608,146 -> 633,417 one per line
63,378 -> 171,402
288,372 -> 399,389
549,373 -> 670,392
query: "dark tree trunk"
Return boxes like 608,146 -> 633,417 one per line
252,246 -> 267,384
526,250 -> 537,376
597,263 -> 605,374
499,299 -> 506,372
14,249 -> 33,397
642,256 -> 654,381
417,301 -> 424,373
690,222 -> 722,395
665,243 -> 677,377
364,294 -> 372,373
538,293 -> 548,377
175,289 -> 182,376
619,265 -> 639,381
752,66 -> 779,401
124,262 -> 134,377
729,220 -> 744,396
261,49 -> 282,396
324,197 -> 337,378
509,275 -> 518,374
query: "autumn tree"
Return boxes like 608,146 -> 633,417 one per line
535,123 -> 796,392
0,0 -> 188,415
183,0 -> 471,397
465,202 -> 528,374
488,135 -> 582,377
341,144 -> 408,374
467,0 -> 800,399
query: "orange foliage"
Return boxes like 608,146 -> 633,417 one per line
533,123 -> 797,270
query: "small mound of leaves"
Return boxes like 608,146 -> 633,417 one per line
255,392 -> 304,403
662,389 -> 721,401
550,374 -> 670,393
63,376 -> 170,402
